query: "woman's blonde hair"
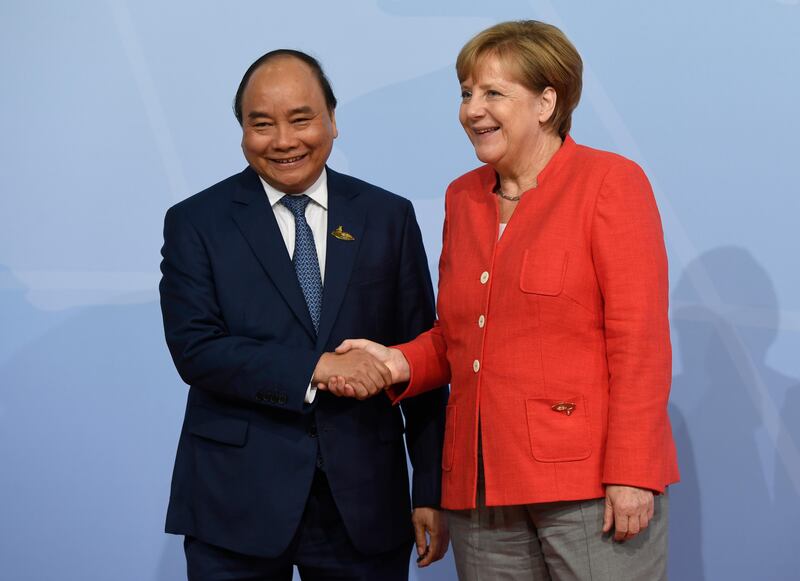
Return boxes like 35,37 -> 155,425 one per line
456,20 -> 583,138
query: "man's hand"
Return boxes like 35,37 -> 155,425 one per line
602,485 -> 655,542
411,507 -> 449,567
311,351 -> 392,400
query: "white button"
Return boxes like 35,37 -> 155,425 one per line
473,359 -> 480,372
478,315 -> 486,328
480,271 -> 489,284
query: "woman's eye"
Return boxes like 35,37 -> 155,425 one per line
487,90 -> 501,97
460,90 -> 472,101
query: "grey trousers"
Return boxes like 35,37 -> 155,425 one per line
447,461 -> 668,581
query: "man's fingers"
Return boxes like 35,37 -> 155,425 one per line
346,382 -> 368,400
423,527 -> 444,566
413,521 -> 428,559
363,367 -> 384,393
417,545 -> 434,567
324,377 -> 341,395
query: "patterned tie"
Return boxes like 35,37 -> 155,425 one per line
280,195 -> 322,333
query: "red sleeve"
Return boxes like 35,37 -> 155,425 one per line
387,322 -> 451,403
592,159 -> 674,492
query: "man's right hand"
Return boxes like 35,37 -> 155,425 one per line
311,350 -> 393,400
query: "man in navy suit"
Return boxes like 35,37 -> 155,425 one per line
159,50 -> 448,580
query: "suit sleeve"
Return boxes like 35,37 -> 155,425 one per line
591,160 -> 673,492
159,205 -> 320,412
393,201 -> 449,508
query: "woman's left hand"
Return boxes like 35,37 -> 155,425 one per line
602,485 -> 655,542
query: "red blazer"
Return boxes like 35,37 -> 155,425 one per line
392,136 -> 679,510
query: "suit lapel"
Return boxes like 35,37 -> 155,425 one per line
230,168 -> 317,340
316,168 -> 366,350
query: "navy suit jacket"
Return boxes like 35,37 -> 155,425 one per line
159,166 -> 447,558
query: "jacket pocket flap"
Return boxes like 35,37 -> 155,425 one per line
520,250 -> 568,296
525,394 -> 590,462
189,407 -> 249,447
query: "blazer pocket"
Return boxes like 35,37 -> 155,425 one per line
442,405 -> 457,471
525,395 -> 591,462
520,250 -> 568,296
188,406 -> 249,447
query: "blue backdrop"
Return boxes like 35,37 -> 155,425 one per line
2,1 -> 799,579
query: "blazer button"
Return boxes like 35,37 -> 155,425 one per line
473,359 -> 480,373
478,315 -> 486,328
480,271 -> 489,284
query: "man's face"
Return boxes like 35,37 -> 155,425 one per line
240,57 -> 337,194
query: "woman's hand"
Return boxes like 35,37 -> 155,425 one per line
602,485 -> 655,542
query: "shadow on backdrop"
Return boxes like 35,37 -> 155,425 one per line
669,247 -> 799,580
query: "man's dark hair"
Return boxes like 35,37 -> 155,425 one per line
233,49 -> 337,126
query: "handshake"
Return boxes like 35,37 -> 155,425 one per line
311,339 -> 411,400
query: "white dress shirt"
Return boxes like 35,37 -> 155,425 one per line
259,169 -> 329,403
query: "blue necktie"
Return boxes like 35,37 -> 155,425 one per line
280,195 -> 322,333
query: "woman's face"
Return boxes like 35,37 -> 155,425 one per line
459,55 -> 553,176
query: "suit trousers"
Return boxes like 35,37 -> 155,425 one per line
185,469 -> 412,581
448,451 -> 669,581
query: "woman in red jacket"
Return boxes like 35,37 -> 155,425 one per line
331,20 -> 679,580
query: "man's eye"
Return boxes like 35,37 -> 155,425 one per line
292,118 -> 311,125
253,122 -> 273,128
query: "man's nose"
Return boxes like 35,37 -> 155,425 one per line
273,124 -> 299,149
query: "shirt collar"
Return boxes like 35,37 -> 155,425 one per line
259,168 -> 328,210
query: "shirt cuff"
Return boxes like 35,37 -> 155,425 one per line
305,383 -> 317,404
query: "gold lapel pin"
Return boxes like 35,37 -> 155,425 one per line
331,225 -> 355,241
551,402 -> 576,416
